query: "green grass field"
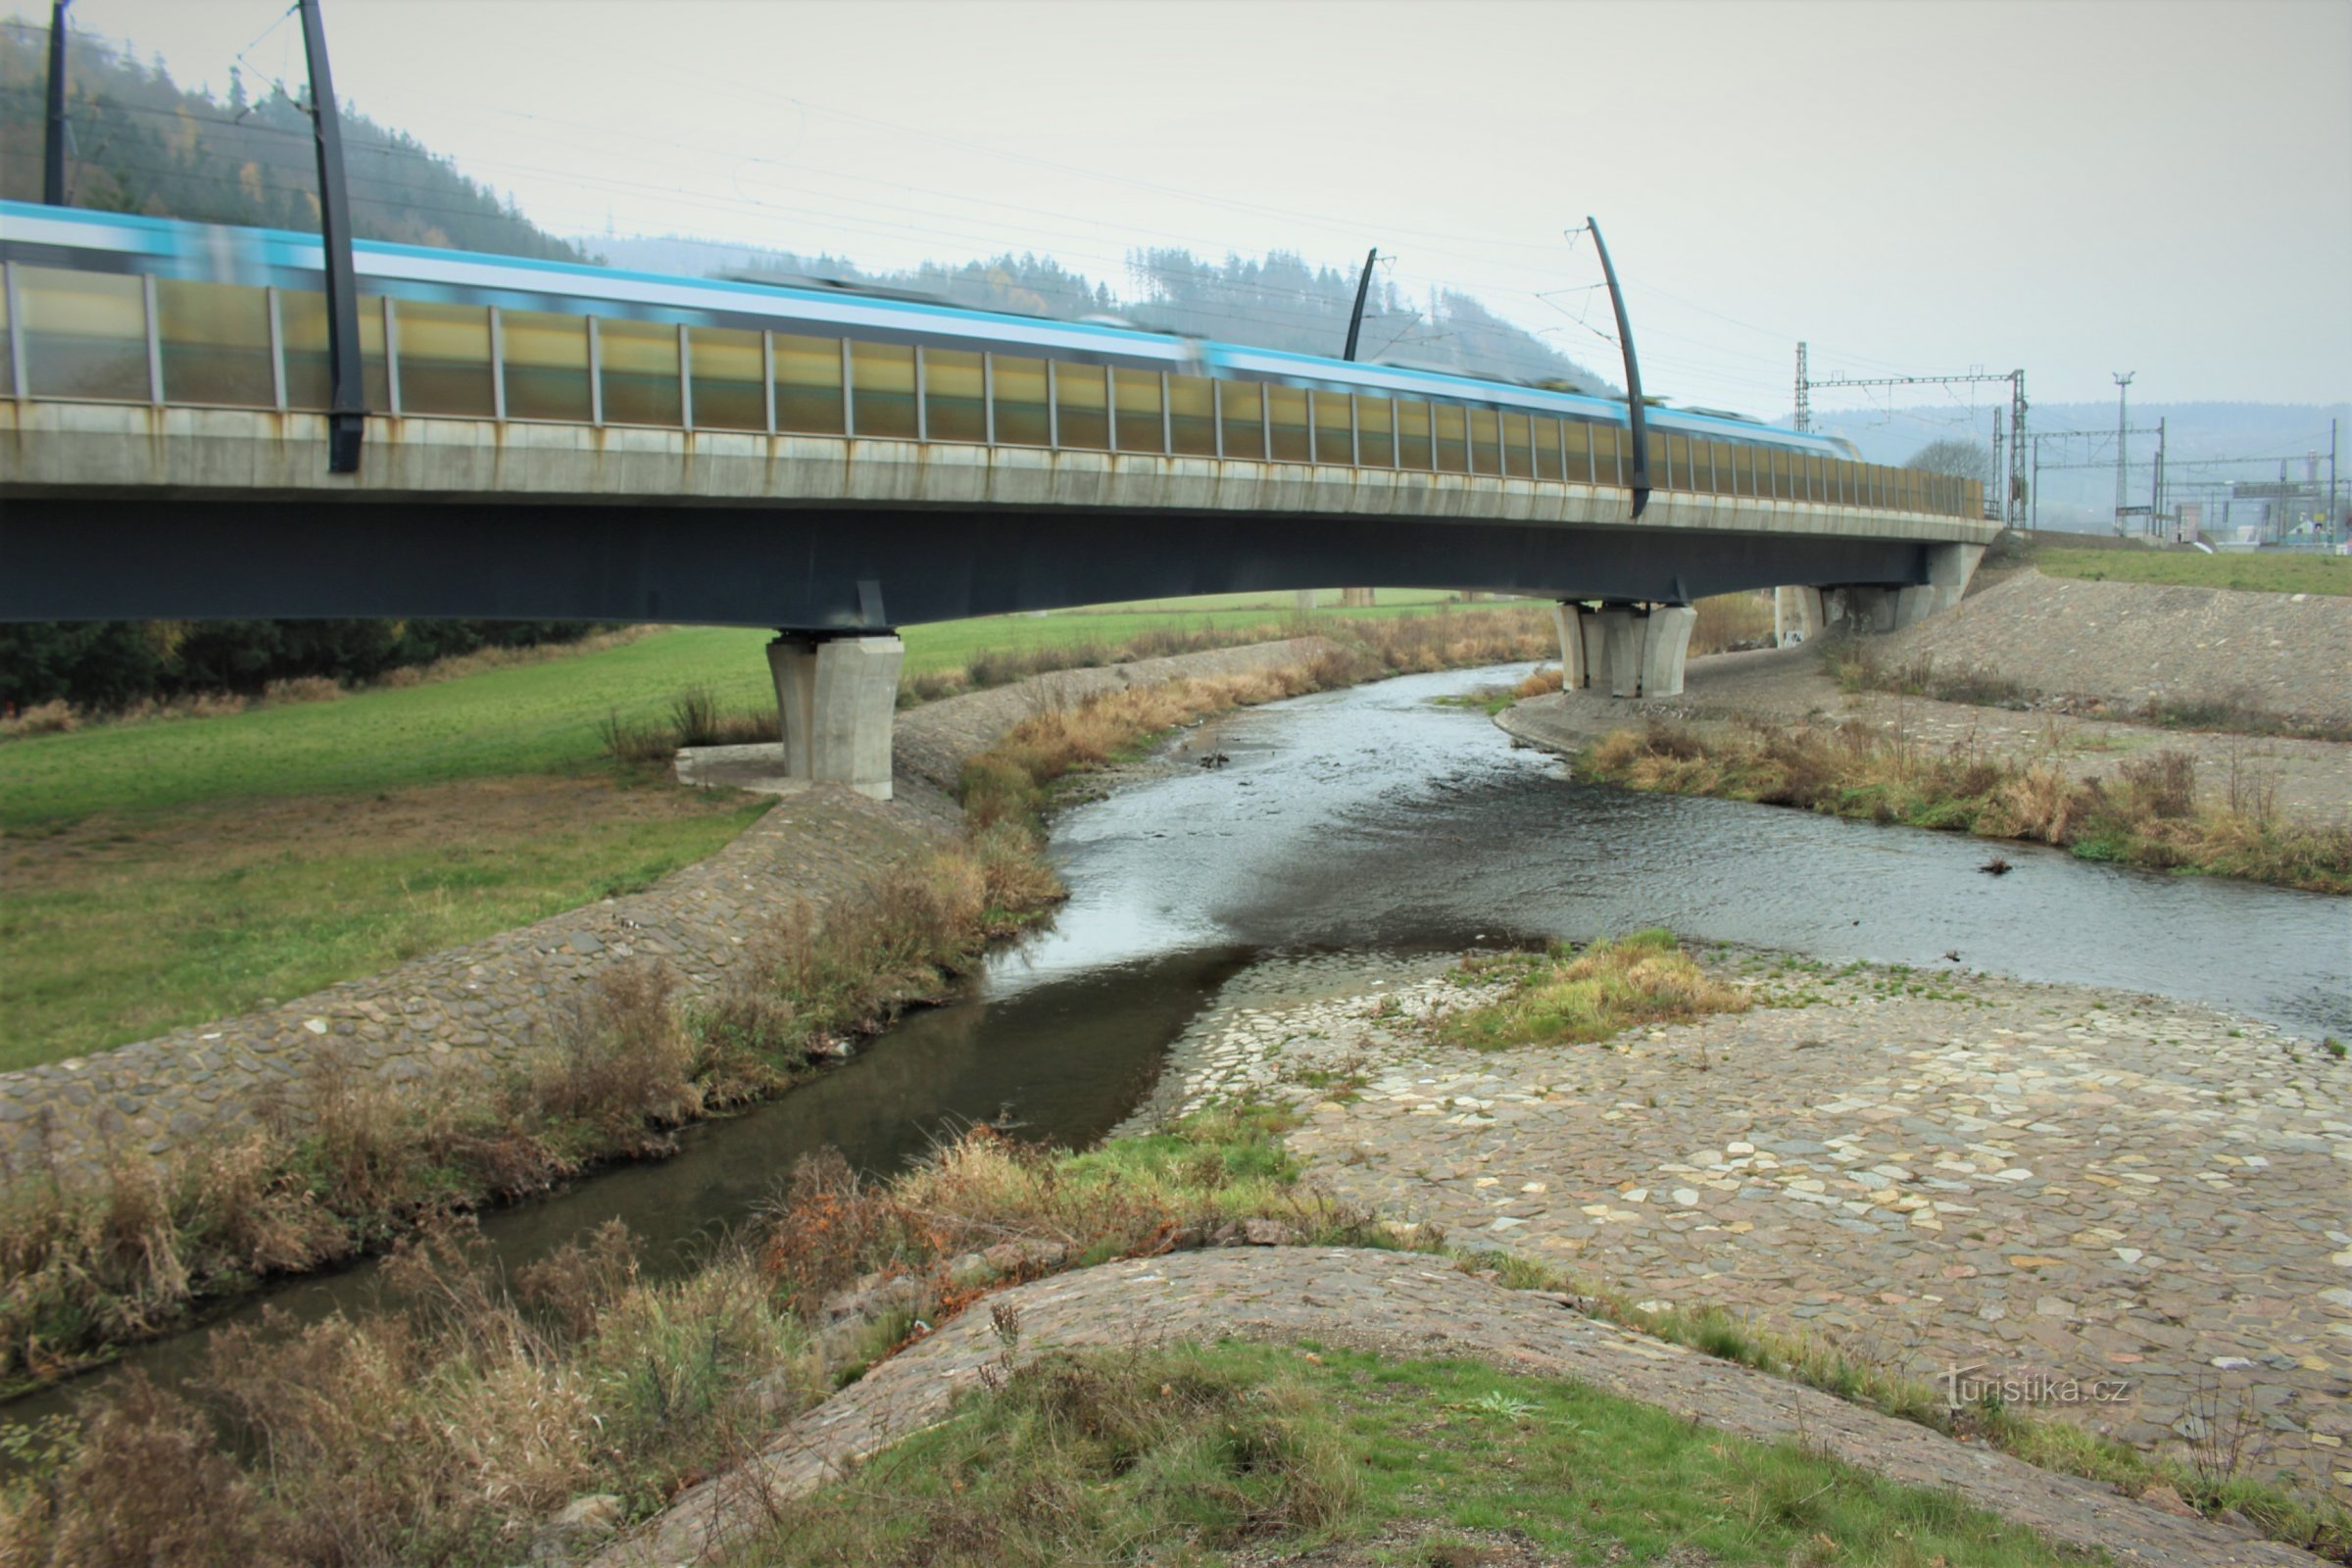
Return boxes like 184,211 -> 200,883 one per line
2034,547 -> 2351,596
0,600 -> 1480,830
760,1340 -> 2091,1566
0,597 -> 1526,1063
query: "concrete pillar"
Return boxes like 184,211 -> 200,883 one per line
1639,606 -> 1697,698
765,633 -> 906,801
1294,588 -> 1319,612
1838,587 -> 1901,634
1596,607 -> 1644,699
1579,614 -> 1609,692
1773,586 -> 1825,647
1548,601 -> 1590,689
1925,542 -> 1984,614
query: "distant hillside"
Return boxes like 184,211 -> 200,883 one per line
0,18 -> 587,260
1806,401 -> 2349,530
597,233 -> 1617,393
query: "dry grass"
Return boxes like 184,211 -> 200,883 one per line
1435,930 -> 1750,1051
1582,721 -> 2352,894
0,1105 -> 1362,1567
1689,590 -> 1775,655
0,1220 -> 815,1567
259,674 -> 344,706
1825,639 -> 2029,708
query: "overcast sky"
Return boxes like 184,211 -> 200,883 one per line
53,0 -> 2352,416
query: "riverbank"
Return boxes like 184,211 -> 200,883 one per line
14,944 -> 2337,1565
1130,949 -> 2351,1511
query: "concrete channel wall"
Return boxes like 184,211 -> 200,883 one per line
0,639 -> 1332,1177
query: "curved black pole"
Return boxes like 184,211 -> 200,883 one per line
43,0 -> 69,206
298,0 -> 366,473
1341,245 -> 1377,362
1586,216 -> 1649,518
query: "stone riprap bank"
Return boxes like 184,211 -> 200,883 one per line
0,640 -> 1332,1174
1132,951 -> 2352,1504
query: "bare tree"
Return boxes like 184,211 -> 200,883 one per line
1904,439 -> 1992,482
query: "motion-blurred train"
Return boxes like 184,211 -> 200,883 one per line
1,199 -> 1865,482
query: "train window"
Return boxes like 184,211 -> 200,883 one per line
1532,416 -> 1562,480
1466,408 -> 1499,474
850,341 -> 917,439
0,272 -> 10,398
1054,361 -> 1109,449
1357,396 -> 1396,467
1113,368 -> 1165,454
17,266 -> 146,401
500,310 -> 592,422
1396,401 -> 1433,468
1433,404 -> 1467,471
1591,423 -> 1621,486
1766,449 -> 1790,500
772,333 -> 845,434
1501,413 -> 1534,478
596,317 -> 681,427
1560,418 -> 1592,482
923,348 -> 985,443
688,325 -> 765,432
1266,385 -> 1310,463
394,301 -> 495,419
278,290 -> 388,412
1218,379 -> 1265,460
1168,373 -> 1217,456
1311,391 -> 1353,466
155,278 -> 271,408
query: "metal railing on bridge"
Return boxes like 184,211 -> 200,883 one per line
1,263 -> 1984,521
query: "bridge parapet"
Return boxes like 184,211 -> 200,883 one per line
1,400 -> 1998,555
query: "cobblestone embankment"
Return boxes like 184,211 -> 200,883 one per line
1896,568 -> 2352,729
593,1245 -> 2323,1568
1117,952 -> 2351,1505
0,639 -> 1333,1174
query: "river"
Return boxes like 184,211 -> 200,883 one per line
6,662 -> 2343,1427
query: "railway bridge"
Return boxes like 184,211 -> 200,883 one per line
0,217 -> 1994,798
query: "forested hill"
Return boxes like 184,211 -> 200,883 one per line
0,18 -> 587,260
599,233 -> 1617,393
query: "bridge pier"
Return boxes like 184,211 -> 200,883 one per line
765,633 -> 906,801
1774,586 -> 1826,647
1792,543 -> 1984,642
1554,602 -> 1695,699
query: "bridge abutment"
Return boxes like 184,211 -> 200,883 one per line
765,633 -> 906,802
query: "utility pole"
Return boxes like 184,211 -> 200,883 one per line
2151,416 -> 2166,532
43,0 -> 70,206
297,0 -> 367,474
2330,417 -> 2340,545
2111,371 -> 2134,534
1795,364 -> 2027,528
1989,406 -> 2004,519
1341,247 -> 1379,362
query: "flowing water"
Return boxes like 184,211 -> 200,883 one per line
8,663 -> 2344,1426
